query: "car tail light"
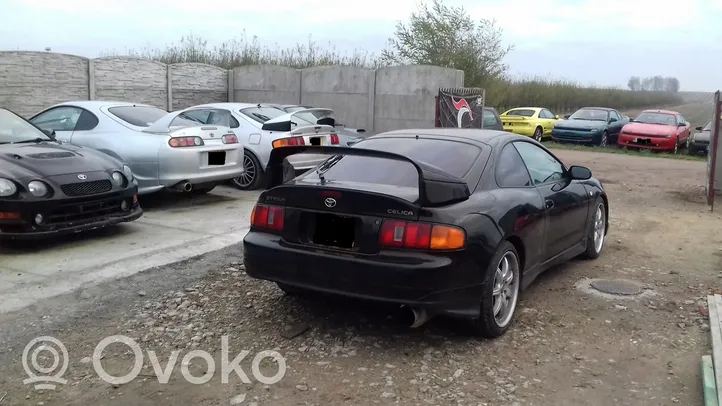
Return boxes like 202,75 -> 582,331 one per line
0,212 -> 21,220
330,134 -> 339,145
222,134 -> 238,144
272,136 -> 305,148
251,204 -> 284,231
379,219 -> 465,250
169,136 -> 204,147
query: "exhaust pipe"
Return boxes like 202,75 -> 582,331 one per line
401,305 -> 432,328
173,181 -> 192,192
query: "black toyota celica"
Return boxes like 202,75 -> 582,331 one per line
0,108 -> 142,239
243,128 -> 609,338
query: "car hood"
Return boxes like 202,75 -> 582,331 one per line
622,122 -> 674,136
694,130 -> 711,142
0,142 -> 122,180
555,119 -> 607,130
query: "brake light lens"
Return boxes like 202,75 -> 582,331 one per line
250,204 -> 284,231
169,136 -> 204,147
379,219 -> 465,250
272,136 -> 305,148
222,134 -> 238,144
330,134 -> 339,145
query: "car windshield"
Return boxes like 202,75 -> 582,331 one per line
633,112 -> 676,126
703,121 -> 712,131
0,108 -> 51,144
239,107 -> 287,123
107,106 -> 169,127
300,137 -> 483,188
507,109 -> 535,117
569,109 -> 609,121
292,110 -> 335,126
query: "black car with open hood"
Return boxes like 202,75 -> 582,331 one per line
0,108 -> 142,239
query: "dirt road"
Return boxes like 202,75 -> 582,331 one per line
1,150 -> 721,406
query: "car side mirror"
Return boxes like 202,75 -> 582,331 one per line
569,165 -> 592,180
678,122 -> 686,127
42,128 -> 56,139
696,126 -> 703,131
554,115 -> 560,119
564,114 -> 571,119
609,117 -> 618,123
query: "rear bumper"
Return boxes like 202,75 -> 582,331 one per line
618,134 -> 675,150
242,231 -> 484,319
502,126 -> 535,137
158,146 -> 245,187
0,189 -> 142,240
689,141 -> 710,153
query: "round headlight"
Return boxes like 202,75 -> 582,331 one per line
122,165 -> 134,181
28,181 -> 49,197
0,178 -> 17,197
111,171 -> 125,186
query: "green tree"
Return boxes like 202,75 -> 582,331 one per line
381,0 -> 513,86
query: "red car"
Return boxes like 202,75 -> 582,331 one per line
617,109 -> 691,153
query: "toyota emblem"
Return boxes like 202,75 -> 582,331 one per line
77,174 -> 87,180
324,197 -> 337,208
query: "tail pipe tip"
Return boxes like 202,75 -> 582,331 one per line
402,305 -> 432,329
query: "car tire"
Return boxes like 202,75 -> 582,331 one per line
581,198 -> 606,260
533,127 -> 543,142
688,145 -> 697,155
232,151 -> 265,190
191,185 -> 216,195
467,241 -> 521,338
598,131 -> 609,147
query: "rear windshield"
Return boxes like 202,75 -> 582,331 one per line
107,106 -> 168,127
239,107 -> 286,123
507,109 -> 535,117
300,137 -> 482,188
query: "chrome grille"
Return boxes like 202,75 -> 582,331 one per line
61,180 -> 112,197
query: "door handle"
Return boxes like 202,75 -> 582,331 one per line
545,199 -> 555,209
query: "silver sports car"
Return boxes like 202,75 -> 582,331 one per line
29,101 -> 245,195
174,103 -> 340,190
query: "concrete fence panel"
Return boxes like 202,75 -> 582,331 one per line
170,63 -> 228,110
232,65 -> 300,104
93,57 -> 168,109
300,66 -> 375,131
373,65 -> 464,132
0,51 -> 89,117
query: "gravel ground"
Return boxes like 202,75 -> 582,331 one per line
0,149 -> 721,406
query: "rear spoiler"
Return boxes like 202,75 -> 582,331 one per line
262,108 -> 336,132
266,146 -> 471,207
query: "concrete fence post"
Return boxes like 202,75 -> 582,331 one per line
367,69 -> 377,132
166,65 -> 173,111
227,69 -> 234,102
298,69 -> 303,105
88,59 -> 96,101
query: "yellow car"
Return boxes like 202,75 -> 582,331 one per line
500,107 -> 560,141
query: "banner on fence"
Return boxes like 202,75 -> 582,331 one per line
435,88 -> 486,129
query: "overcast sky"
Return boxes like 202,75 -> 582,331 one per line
2,0 -> 721,91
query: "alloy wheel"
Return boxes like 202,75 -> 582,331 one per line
600,133 -> 608,147
491,251 -> 520,328
234,154 -> 257,188
593,203 -> 606,254
533,127 -> 543,142
673,137 -> 679,154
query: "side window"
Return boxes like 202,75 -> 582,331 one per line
74,110 -> 100,131
483,110 -> 499,128
179,109 -> 211,124
541,109 -> 554,119
30,106 -> 83,131
676,115 -> 685,126
513,142 -> 565,185
611,111 -> 621,121
496,144 -> 532,187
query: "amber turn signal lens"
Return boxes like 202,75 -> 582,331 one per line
430,225 -> 466,250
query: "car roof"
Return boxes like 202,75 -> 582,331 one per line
639,109 -> 679,115
375,128 -> 527,146
193,102 -> 275,109
579,107 -> 614,111
505,107 -> 542,111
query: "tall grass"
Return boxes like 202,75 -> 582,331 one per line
102,34 -> 683,112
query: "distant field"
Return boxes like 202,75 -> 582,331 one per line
678,91 -> 715,104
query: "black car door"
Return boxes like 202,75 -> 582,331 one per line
513,141 -> 590,259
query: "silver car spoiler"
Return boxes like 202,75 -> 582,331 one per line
142,110 -> 232,134
262,108 -> 336,132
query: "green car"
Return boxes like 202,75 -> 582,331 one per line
551,107 -> 631,146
